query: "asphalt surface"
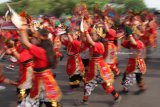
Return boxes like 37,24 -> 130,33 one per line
0,30 -> 160,107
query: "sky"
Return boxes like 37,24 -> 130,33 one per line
144,0 -> 160,10
0,0 -> 160,10
0,0 -> 10,4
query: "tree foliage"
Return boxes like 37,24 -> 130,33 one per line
116,0 -> 146,12
124,0 -> 146,12
0,0 -> 109,16
0,0 -> 146,16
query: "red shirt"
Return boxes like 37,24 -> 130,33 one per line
106,29 -> 116,41
122,40 -> 144,50
89,42 -> 104,57
29,45 -> 49,68
62,40 -> 81,55
19,49 -> 33,63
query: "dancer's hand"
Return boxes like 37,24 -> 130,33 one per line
3,78 -> 18,86
83,20 -> 89,31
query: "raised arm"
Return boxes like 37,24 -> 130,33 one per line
67,33 -> 73,43
83,19 -> 95,46
19,26 -> 32,48
125,25 -> 137,45
84,31 -> 95,46
104,16 -> 110,32
128,35 -> 137,45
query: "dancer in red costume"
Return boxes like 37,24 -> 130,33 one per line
121,25 -> 146,94
6,43 -> 34,105
61,30 -> 84,94
19,26 -> 62,107
103,18 -> 120,77
148,15 -> 158,48
75,18 -> 121,106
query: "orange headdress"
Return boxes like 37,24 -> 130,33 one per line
73,3 -> 89,19
19,11 -> 32,24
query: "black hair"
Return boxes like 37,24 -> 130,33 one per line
27,29 -> 33,37
38,28 -> 56,68
37,28 -> 49,37
96,37 -> 103,42
40,40 -> 56,68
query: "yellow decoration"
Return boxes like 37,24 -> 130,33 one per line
51,101 -> 58,107
69,80 -> 80,85
20,89 -> 26,96
92,27 -> 106,38
18,89 -> 26,101
132,25 -> 143,36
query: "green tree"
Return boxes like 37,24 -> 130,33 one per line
115,0 -> 146,12
11,0 -> 20,2
0,0 -> 109,16
0,0 -> 146,17
124,0 -> 146,12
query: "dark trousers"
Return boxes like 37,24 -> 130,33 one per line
69,74 -> 82,89
39,101 -> 62,107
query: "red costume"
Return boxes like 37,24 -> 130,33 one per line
62,39 -> 84,89
17,49 -> 34,104
85,42 -> 114,84
121,39 -> 146,92
53,36 -> 62,60
28,45 -> 62,102
18,49 -> 34,88
122,40 -> 146,74
140,30 -> 150,48
62,39 -> 84,77
81,42 -> 121,104
149,21 -> 157,48
103,29 -> 120,76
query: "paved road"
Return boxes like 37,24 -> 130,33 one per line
0,31 -> 160,107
